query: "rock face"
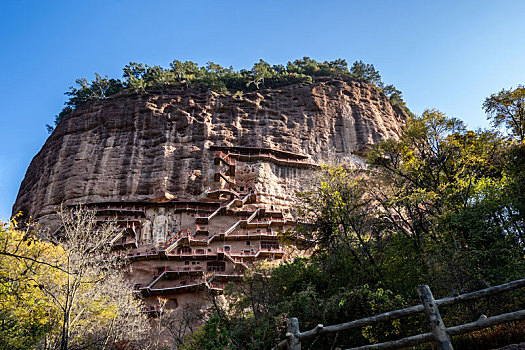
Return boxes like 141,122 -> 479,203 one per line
13,76 -> 408,325
13,77 -> 407,227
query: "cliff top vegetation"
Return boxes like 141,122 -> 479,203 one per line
46,57 -> 408,132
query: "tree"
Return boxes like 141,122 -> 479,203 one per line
483,85 -> 525,141
44,207 -> 150,350
350,61 -> 382,87
123,62 -> 147,92
366,110 -> 524,294
326,58 -> 348,75
367,111 -> 465,246
65,74 -> 123,108
206,62 -> 229,77
294,166 -> 380,283
143,65 -> 177,87
247,59 -> 275,89
288,57 -> 319,76
170,60 -> 186,82
0,209 -> 150,350
382,84 -> 404,106
154,300 -> 207,348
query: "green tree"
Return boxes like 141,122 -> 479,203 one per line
294,166 -> 380,283
170,60 -> 186,82
326,58 -> 348,73
180,61 -> 201,81
288,57 -> 319,76
483,85 -> 525,141
367,110 -> 523,294
123,62 -> 147,91
65,73 -> 123,108
247,59 -> 275,89
382,84 -> 404,106
206,61 -> 229,77
143,65 -> 177,87
350,60 -> 382,87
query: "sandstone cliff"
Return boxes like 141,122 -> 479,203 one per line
13,77 -> 408,226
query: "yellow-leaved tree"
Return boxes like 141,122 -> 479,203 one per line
0,209 -> 151,350
0,217 -> 63,349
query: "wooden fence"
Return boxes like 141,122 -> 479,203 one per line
275,278 -> 525,350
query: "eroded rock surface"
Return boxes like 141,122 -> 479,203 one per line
13,77 -> 407,227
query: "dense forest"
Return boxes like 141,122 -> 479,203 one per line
46,57 -> 408,132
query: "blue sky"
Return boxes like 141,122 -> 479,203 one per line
1,0 -> 525,220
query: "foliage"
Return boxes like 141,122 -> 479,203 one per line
181,262 -> 411,349
483,85 -> 525,141
65,73 -> 124,108
0,217 -> 62,349
294,166 -> 381,285
182,103 -> 525,349
0,209 -> 150,350
367,110 -> 523,294
48,57 -> 408,131
179,314 -> 234,350
350,60 -> 382,87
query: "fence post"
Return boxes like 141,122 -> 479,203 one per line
418,285 -> 453,350
286,317 -> 301,350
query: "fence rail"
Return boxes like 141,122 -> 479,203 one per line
275,278 -> 525,350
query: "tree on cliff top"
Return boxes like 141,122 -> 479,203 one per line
247,59 -> 274,89
350,60 -> 382,87
47,57 -> 408,133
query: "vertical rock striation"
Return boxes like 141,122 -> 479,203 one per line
13,77 -> 407,228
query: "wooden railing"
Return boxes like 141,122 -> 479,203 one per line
126,250 -> 159,258
275,278 -> 525,350
95,205 -> 146,215
95,215 -> 141,222
222,151 -> 317,168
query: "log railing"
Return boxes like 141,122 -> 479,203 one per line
275,278 -> 525,350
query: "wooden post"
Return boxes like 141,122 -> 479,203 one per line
286,317 -> 301,350
418,285 -> 453,350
